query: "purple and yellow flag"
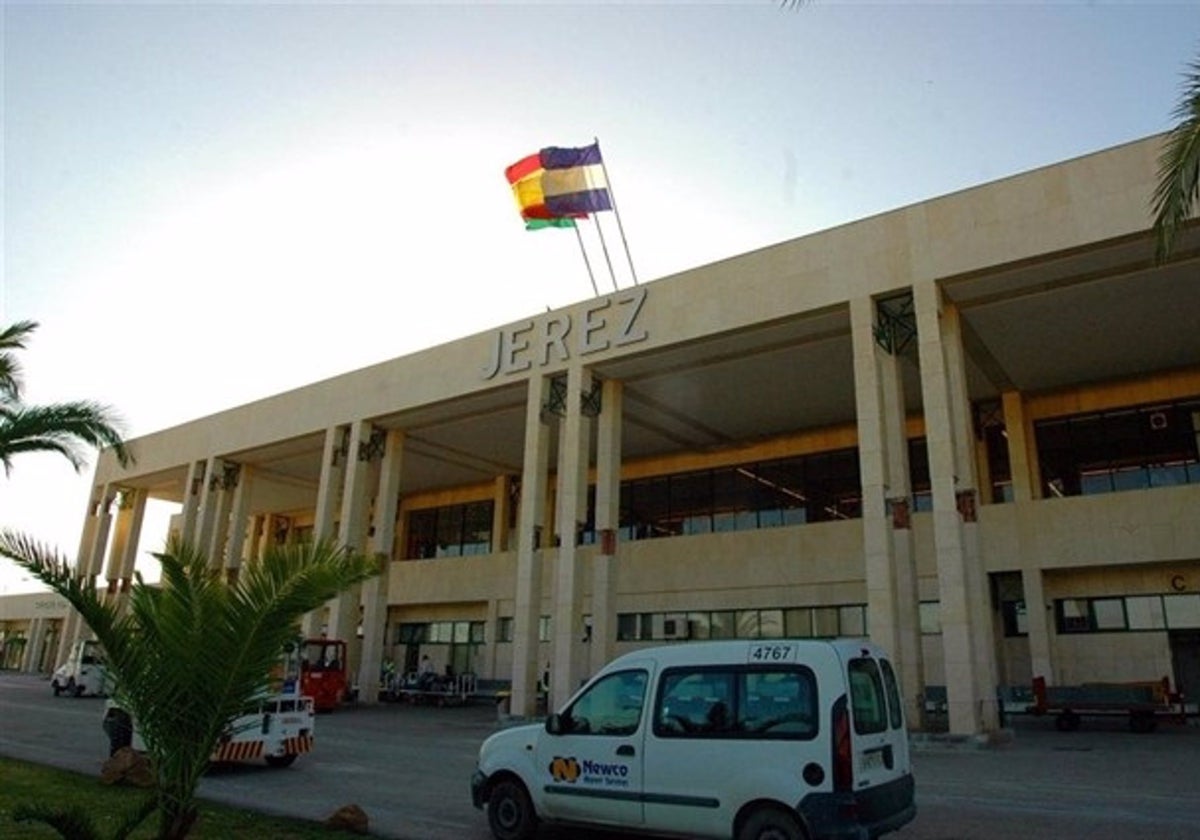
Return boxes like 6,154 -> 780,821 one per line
505,143 -> 612,230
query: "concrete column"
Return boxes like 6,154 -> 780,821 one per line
104,490 -> 137,601
88,486 -> 116,580
851,296 -> 923,724
914,281 -> 998,734
20,618 -> 46,672
328,421 -> 374,658
250,515 -> 268,562
484,598 -> 500,679
880,331 -> 923,723
192,457 -> 224,558
208,464 -> 239,570
1022,568 -> 1055,683
302,426 -> 349,637
224,466 -> 252,580
1001,391 -> 1037,503
63,486 -> 116,655
552,366 -> 592,707
111,488 -> 148,614
179,460 -> 205,543
56,489 -> 101,668
492,475 -> 512,553
852,297 -> 901,659
357,429 -> 404,704
940,298 -> 1000,724
512,375 -> 551,716
590,378 -> 622,673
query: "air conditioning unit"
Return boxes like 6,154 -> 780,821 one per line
662,618 -> 689,640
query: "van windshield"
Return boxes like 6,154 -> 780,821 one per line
847,658 -> 888,734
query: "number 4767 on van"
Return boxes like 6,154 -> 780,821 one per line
472,638 -> 915,840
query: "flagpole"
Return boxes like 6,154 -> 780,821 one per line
573,221 -> 600,297
592,215 -> 620,293
594,136 -> 639,286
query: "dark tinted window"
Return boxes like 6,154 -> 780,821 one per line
847,658 -> 888,735
654,666 -> 817,740
879,658 -> 903,730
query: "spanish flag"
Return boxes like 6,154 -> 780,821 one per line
505,143 -> 612,230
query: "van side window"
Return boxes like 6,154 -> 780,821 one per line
879,658 -> 904,730
740,670 -> 816,738
561,669 -> 647,736
656,670 -> 736,736
654,667 -> 816,740
847,658 -> 888,734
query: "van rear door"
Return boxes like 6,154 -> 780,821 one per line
845,653 -> 910,790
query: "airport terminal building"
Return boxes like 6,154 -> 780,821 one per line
3,133 -> 1198,735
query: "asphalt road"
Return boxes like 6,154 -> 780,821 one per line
3,672 -> 1200,840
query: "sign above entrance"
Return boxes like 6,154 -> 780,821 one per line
482,287 -> 648,380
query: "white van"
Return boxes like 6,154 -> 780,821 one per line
471,639 -> 914,840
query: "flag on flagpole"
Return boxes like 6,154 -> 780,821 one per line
505,142 -> 613,228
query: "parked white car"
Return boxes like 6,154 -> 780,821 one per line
472,639 -> 915,840
51,639 -> 109,698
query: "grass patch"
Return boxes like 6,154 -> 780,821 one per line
0,757 -> 370,839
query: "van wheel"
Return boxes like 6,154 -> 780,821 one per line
487,777 -> 538,840
738,806 -> 806,840
265,754 -> 298,768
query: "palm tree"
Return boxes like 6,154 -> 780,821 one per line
0,531 -> 379,840
1153,55 -> 1200,262
0,320 -> 36,400
0,320 -> 131,474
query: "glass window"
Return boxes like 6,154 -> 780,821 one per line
616,613 -> 638,641
672,471 -> 713,535
655,669 -> 737,737
919,602 -> 941,635
462,502 -> 494,555
1001,600 -> 1028,637
785,608 -> 813,638
839,605 -> 866,637
759,609 -> 784,639
562,669 -> 647,736
813,607 -> 839,637
435,506 -> 464,557
1091,598 -> 1126,631
736,610 -> 761,639
848,658 -> 888,735
709,611 -> 735,639
406,509 -> 438,559
1057,599 -> 1091,633
1034,399 -> 1200,499
687,612 -> 711,640
538,615 -> 552,642
663,613 -> 689,640
1164,594 -> 1200,629
739,669 -> 817,738
1125,596 -> 1166,630
453,621 -> 471,644
880,658 -> 904,730
496,617 -> 514,643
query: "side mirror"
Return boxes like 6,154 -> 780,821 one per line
545,713 -> 564,735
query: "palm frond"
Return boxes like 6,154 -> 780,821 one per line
0,400 -> 132,472
13,801 -> 104,840
0,320 -> 38,401
1153,57 -> 1200,263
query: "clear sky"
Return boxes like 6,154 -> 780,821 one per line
2,1 -> 1198,593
